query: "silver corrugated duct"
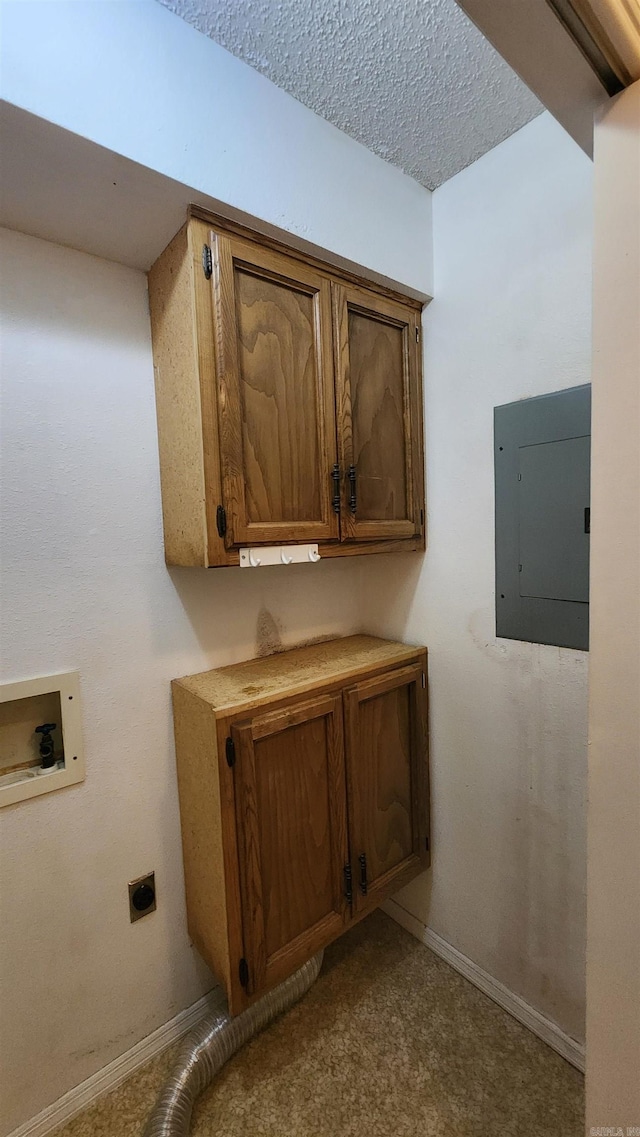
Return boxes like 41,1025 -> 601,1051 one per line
143,952 -> 323,1137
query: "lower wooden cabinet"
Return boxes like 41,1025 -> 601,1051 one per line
232,693 -> 349,998
344,662 -> 429,917
172,635 -> 429,1014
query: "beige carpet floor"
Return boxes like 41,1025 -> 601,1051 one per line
53,910 -> 583,1137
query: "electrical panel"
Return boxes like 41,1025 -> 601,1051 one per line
494,385 -> 591,650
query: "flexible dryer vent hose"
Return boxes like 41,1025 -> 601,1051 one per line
143,951 -> 324,1137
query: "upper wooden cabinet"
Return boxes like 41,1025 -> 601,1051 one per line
149,212 -> 425,566
334,284 -> 422,541
213,235 -> 339,548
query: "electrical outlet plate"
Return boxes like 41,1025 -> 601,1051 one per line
128,872 -> 156,922
0,671 -> 85,808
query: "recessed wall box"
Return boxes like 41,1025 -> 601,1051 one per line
494,385 -> 591,650
0,671 -> 85,807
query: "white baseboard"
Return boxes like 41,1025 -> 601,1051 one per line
8,986 -> 226,1137
382,898 -> 585,1073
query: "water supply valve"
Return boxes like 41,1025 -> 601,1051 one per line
34,723 -> 57,769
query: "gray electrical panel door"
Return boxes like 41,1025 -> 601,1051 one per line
495,385 -> 591,650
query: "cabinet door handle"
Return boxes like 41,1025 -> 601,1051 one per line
344,862 -> 353,906
358,852 -> 368,895
348,465 -> 357,513
331,463 -> 341,514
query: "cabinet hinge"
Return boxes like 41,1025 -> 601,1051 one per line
425,836 -> 430,852
225,736 -> 236,767
415,326 -> 420,343
202,244 -> 213,280
216,505 -> 227,538
420,508 -> 424,528
421,672 -> 426,689
239,957 -> 249,988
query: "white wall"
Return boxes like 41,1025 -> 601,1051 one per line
360,113 -> 592,1043
0,2 -> 594,1126
0,0 -> 432,296
0,5 -> 434,1130
587,80 -> 640,1128
0,227 -> 366,1135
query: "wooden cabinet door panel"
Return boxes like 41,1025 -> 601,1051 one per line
344,662 -> 429,916
232,694 -> 349,997
212,233 -> 339,547
334,284 -> 422,541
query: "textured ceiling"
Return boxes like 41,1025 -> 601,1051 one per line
156,0 -> 542,190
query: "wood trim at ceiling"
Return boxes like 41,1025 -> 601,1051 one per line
188,204 -> 426,312
547,0 -> 640,89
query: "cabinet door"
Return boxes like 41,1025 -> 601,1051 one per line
333,283 -> 423,541
212,233 -> 339,547
232,694 -> 349,998
344,662 -> 429,916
